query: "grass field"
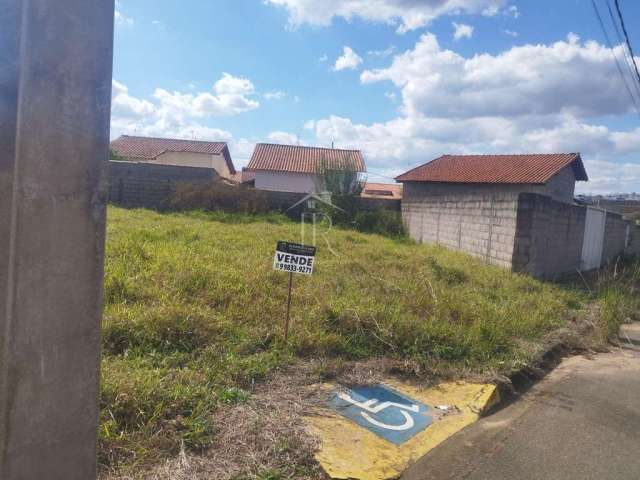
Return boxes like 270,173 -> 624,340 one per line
100,207 -> 640,477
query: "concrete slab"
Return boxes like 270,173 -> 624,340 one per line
306,381 -> 498,480
402,349 -> 640,480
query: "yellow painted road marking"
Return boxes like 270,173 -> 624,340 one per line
306,381 -> 498,480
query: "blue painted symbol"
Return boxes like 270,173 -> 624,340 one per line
328,384 -> 432,445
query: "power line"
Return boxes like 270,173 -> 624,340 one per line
614,0 -> 640,88
590,0 -> 640,114
606,0 -> 640,100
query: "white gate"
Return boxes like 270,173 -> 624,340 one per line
581,207 -> 606,271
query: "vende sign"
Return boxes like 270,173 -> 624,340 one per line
273,241 -> 316,276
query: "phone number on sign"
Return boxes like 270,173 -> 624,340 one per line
274,263 -> 312,274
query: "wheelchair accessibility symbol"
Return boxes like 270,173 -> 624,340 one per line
328,384 -> 433,445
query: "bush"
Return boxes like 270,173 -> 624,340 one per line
170,181 -> 269,214
321,194 -> 406,238
353,209 -> 406,238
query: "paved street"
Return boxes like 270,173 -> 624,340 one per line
403,327 -> 640,480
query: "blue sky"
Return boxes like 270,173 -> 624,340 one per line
111,0 -> 640,193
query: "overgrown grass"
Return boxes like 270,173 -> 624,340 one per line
100,206 -> 639,474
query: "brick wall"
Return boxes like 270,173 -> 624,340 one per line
402,183 -> 521,268
108,160 -> 217,209
513,194 -> 586,278
602,212 -> 629,265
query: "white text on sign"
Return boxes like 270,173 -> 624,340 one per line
273,241 -> 316,275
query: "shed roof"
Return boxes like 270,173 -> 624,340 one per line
110,135 -> 235,173
395,153 -> 588,184
247,143 -> 366,174
361,182 -> 402,200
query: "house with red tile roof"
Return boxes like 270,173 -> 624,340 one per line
396,153 -> 588,204
395,153 -> 595,276
247,143 -> 366,193
110,135 -> 236,179
360,182 -> 403,200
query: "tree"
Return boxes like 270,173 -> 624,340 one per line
109,148 -> 126,160
314,155 -> 365,195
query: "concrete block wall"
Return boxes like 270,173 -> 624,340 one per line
108,160 -> 218,209
627,225 -> 640,256
354,197 -> 401,213
402,184 -> 639,278
602,212 -> 630,264
513,194 -> 586,278
402,183 -> 520,268
108,162 -> 398,216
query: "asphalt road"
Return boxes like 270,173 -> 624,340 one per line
403,327 -> 640,480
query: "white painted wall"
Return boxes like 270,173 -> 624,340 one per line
254,171 -> 321,193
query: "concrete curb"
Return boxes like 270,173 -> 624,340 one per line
483,342 -> 572,416
486,322 -> 640,416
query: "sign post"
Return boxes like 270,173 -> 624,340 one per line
273,241 -> 316,341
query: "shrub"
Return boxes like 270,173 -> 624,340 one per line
320,194 -> 406,238
170,181 -> 269,214
353,209 -> 406,238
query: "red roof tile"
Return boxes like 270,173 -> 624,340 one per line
361,182 -> 403,200
247,143 -> 366,174
396,153 -> 588,184
110,135 -> 235,173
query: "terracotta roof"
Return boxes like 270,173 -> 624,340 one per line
396,153 -> 588,184
247,143 -> 366,174
110,135 -> 235,173
361,182 -> 403,200
229,168 -> 256,184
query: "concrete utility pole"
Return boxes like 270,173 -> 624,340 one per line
0,1 -> 114,478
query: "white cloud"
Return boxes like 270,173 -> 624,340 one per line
111,80 -> 155,119
110,74 -> 258,141
611,128 -> 640,154
482,3 -> 518,17
319,54 -> 329,63
385,91 -> 397,102
268,131 -> 300,145
452,22 -> 474,40
506,5 -> 520,18
503,29 -> 518,37
578,160 -> 640,194
115,10 -> 134,27
265,0 -> 507,32
368,46 -> 396,57
334,46 -> 363,71
304,120 -> 316,130
228,138 -> 256,168
305,34 -> 640,192
264,90 -> 287,100
361,33 -> 636,119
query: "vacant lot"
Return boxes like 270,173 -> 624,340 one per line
100,207 -> 639,478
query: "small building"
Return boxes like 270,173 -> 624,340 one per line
229,167 -> 256,187
394,153 -> 614,277
247,143 -> 366,193
397,153 -> 588,205
361,182 -> 403,200
110,135 -> 236,179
